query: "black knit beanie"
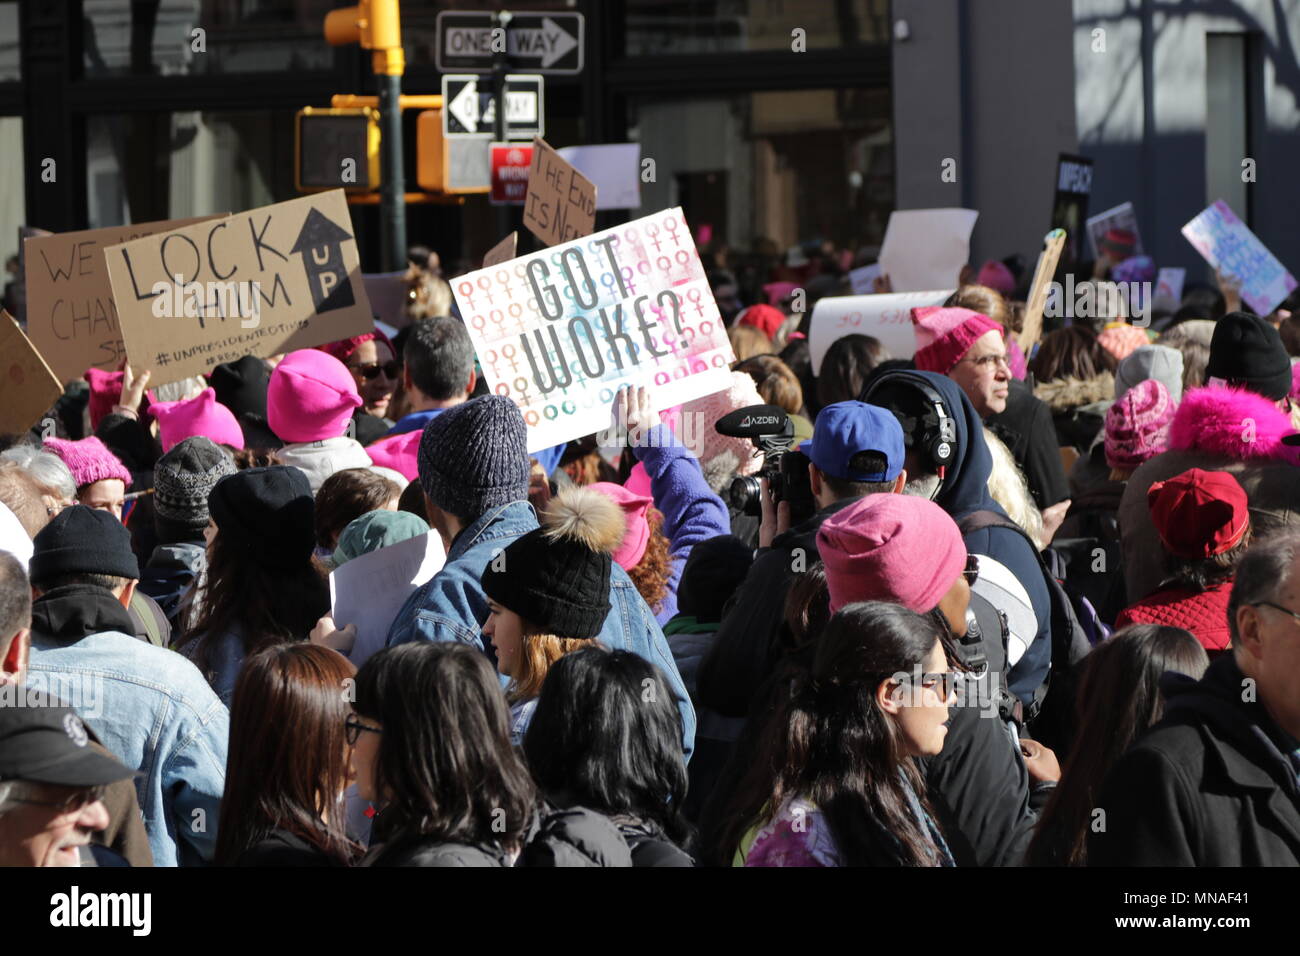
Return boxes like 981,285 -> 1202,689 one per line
30,506 -> 140,585
153,437 -> 237,537
418,395 -> 531,520
207,465 -> 315,570
677,534 -> 755,623
481,488 -> 625,640
1206,312 -> 1292,400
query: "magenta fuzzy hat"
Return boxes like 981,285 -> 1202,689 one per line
42,436 -> 131,491
817,493 -> 967,615
911,306 -> 1004,375
1104,379 -> 1175,470
1168,384 -> 1299,465
589,481 -> 654,570
149,387 -> 245,453
977,261 -> 1016,297
364,429 -> 421,482
267,350 -> 363,444
84,368 -> 125,431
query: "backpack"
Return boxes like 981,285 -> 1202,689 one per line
956,511 -> 1094,754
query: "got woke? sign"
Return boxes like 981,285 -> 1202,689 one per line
454,207 -> 736,452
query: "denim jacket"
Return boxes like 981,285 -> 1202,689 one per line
386,499 -> 696,759
26,584 -> 229,867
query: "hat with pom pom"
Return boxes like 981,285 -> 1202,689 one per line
480,486 -> 624,640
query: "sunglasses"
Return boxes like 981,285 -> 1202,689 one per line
348,361 -> 402,382
345,715 -> 382,745
9,783 -> 108,814
894,672 -> 959,700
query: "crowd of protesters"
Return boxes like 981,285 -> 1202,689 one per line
2,235 -> 1300,869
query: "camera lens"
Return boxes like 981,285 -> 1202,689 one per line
728,475 -> 762,516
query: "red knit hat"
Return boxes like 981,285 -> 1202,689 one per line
83,368 -> 124,431
737,304 -> 786,340
911,306 -> 1004,374
1147,468 -> 1249,559
317,330 -> 396,364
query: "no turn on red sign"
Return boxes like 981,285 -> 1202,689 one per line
490,143 -> 534,205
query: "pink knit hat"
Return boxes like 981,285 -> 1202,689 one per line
84,368 -> 124,430
680,371 -> 765,494
817,493 -> 967,615
911,306 -> 1004,375
1097,323 -> 1151,362
267,349 -> 363,443
977,261 -> 1016,297
148,387 -> 245,453
42,436 -> 131,490
738,304 -> 786,340
1104,378 -> 1174,470
365,429 -> 421,482
589,481 -> 654,570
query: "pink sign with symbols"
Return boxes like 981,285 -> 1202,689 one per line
453,207 -> 736,452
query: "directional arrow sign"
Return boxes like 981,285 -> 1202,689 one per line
442,75 -> 544,138
436,11 -> 584,75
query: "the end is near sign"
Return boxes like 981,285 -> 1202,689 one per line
104,191 -> 373,385
453,207 -> 735,452
523,137 -> 596,247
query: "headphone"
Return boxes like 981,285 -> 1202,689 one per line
860,370 -> 959,472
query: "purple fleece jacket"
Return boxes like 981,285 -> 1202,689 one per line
633,424 -> 731,625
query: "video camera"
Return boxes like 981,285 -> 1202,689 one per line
715,404 -> 814,521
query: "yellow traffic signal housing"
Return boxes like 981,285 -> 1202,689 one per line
324,0 -> 405,76
295,107 -> 382,192
416,108 -> 490,195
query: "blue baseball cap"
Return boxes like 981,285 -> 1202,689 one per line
798,401 -> 905,482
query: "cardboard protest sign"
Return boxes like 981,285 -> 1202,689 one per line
556,143 -> 642,210
104,191 -> 373,386
1182,200 -> 1297,316
878,209 -> 978,293
453,206 -> 735,453
483,232 -> 518,268
523,137 -> 596,247
0,310 -> 63,435
25,216 -> 221,383
362,271 -> 411,330
809,291 -> 953,375
1086,202 -> 1143,260
1016,228 -> 1067,352
1153,267 -> 1186,313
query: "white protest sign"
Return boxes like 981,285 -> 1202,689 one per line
1153,267 -> 1186,312
878,209 -> 977,293
1182,200 -> 1297,317
1086,201 -> 1144,259
452,206 -> 736,453
848,263 -> 882,295
556,143 -> 642,210
809,290 -> 954,374
330,531 -> 446,670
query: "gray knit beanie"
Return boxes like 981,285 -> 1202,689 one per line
154,437 -> 237,534
1115,345 -> 1185,404
417,395 -> 531,520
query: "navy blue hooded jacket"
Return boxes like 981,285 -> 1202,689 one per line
867,370 -> 1053,706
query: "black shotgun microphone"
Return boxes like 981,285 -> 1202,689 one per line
714,404 -> 793,440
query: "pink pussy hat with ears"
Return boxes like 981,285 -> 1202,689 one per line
977,260 -> 1016,297
588,482 -> 653,570
149,387 -> 245,452
41,436 -> 132,490
910,306 -> 1004,375
84,368 -> 125,430
267,349 -> 363,444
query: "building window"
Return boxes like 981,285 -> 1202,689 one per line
624,0 -> 891,56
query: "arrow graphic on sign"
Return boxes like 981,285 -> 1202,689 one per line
517,17 -> 580,68
292,208 -> 356,314
447,81 -> 481,133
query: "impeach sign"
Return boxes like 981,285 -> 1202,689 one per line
453,207 -> 735,452
24,216 -> 221,383
105,191 -> 374,386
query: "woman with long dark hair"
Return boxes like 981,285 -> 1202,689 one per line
522,646 -> 693,866
716,601 -> 957,867
1027,624 -> 1208,866
352,643 -> 536,866
215,644 -> 360,866
181,466 -> 330,704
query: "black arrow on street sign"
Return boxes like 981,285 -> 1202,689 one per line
292,208 -> 356,314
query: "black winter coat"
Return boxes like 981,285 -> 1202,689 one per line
1088,655 -> 1300,866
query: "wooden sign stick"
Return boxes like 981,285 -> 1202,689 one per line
1016,228 -> 1067,353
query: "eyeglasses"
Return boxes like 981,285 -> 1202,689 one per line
348,360 -> 402,382
8,783 -> 107,814
963,554 -> 980,587
1252,601 -> 1300,628
345,715 -> 382,745
962,353 -> 1011,371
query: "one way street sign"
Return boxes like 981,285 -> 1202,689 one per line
435,11 -> 584,75
441,75 -> 544,138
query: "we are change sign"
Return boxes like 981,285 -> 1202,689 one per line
453,207 -> 735,452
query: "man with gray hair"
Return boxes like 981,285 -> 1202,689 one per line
1089,529 -> 1300,865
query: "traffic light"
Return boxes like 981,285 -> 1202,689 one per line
295,107 -> 381,192
324,0 -> 405,76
